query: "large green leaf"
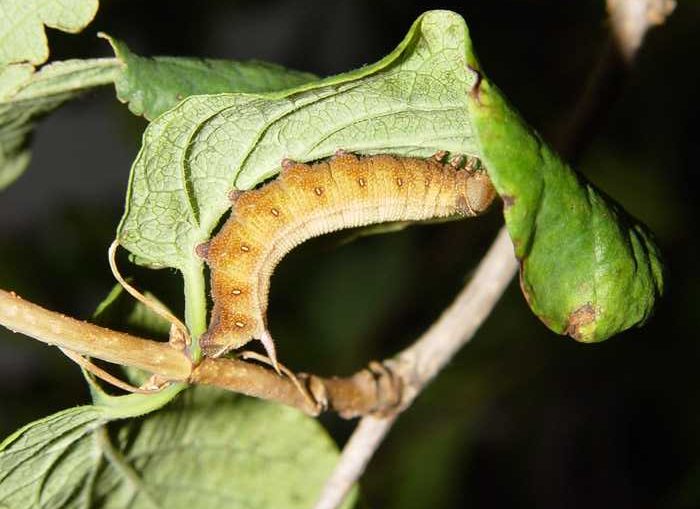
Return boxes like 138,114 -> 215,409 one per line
465,66 -> 664,342
118,8 -> 663,341
0,0 -> 98,66
117,9 -> 480,271
0,58 -> 119,190
0,388 -> 350,509
102,34 -> 318,121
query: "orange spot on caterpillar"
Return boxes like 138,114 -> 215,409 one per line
201,153 -> 496,361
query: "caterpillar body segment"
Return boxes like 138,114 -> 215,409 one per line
200,153 -> 497,363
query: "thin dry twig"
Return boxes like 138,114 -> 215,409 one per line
58,347 -> 164,394
108,240 -> 190,346
607,0 -> 676,62
314,415 -> 398,509
313,227 -> 517,509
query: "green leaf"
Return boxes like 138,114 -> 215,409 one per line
0,58 -> 119,190
0,388 -> 352,509
0,406 -> 108,509
118,8 -> 663,341
0,0 -> 98,66
465,69 -> 664,342
117,9 -> 480,271
102,34 -> 318,121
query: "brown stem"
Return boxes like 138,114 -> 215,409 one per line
0,288 -> 402,415
0,289 -> 191,380
191,358 -> 316,412
190,358 -> 401,418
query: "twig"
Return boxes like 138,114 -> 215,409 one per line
607,0 -> 675,62
108,241 -> 190,347
0,289 -> 191,380
313,227 -> 517,509
558,0 -> 676,159
59,347 -> 163,394
313,415 -> 397,509
0,288 -> 411,414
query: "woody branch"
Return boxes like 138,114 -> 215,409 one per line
0,288 -> 417,415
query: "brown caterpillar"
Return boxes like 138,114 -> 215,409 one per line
199,152 -> 496,366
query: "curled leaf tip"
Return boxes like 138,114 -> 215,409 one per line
467,72 -> 664,343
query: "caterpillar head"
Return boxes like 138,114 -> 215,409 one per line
455,169 -> 496,216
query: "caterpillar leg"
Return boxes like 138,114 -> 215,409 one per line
259,329 -> 281,375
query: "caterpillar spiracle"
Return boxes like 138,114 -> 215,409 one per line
198,152 -> 497,366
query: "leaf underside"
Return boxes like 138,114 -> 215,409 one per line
0,0 -> 98,66
117,10 -> 480,271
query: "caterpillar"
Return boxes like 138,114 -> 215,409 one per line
198,152 -> 496,367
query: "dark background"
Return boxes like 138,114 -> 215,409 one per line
1,1 -> 699,508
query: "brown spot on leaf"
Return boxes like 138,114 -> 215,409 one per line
468,65 -> 483,104
502,194 -> 516,209
517,265 -> 534,307
565,303 -> 597,340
